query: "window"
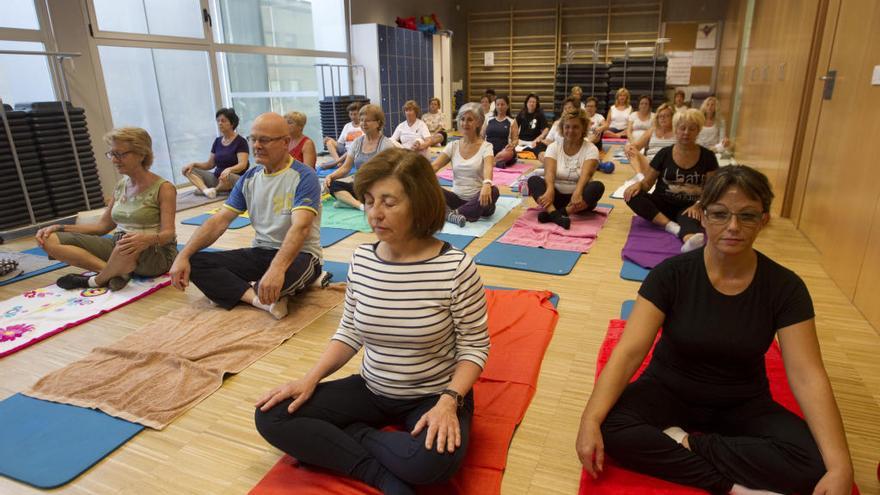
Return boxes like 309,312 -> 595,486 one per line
215,0 -> 346,52
92,0 -> 205,39
0,0 -> 40,30
0,41 -> 56,107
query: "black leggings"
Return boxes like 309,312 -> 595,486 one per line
329,179 -> 355,197
255,375 -> 473,495
626,192 -> 702,238
527,176 -> 605,213
601,374 -> 826,495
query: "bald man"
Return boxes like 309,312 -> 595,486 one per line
170,112 -> 324,319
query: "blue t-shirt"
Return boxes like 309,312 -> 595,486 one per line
224,157 -> 322,261
210,135 -> 249,178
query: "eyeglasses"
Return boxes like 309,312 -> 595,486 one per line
247,135 -> 287,145
105,150 -> 134,160
704,207 -> 764,227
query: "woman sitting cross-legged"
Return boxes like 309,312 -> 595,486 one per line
432,102 -> 499,227
481,95 -> 519,168
577,165 -> 853,495
527,108 -> 605,230
255,147 -> 490,495
181,107 -> 249,199
36,127 -> 177,291
623,109 -> 719,253
324,104 -> 399,210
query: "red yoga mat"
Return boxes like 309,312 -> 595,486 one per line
250,288 -> 559,495
579,319 -> 860,495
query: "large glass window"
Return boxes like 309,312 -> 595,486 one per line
215,0 -> 346,52
99,46 -> 217,184
0,41 -> 56,107
1,0 -> 40,30
92,0 -> 205,39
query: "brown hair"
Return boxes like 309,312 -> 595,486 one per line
562,96 -> 580,111
403,100 -> 421,117
561,108 -> 590,141
346,101 -> 361,113
103,127 -> 153,169
701,165 -> 775,213
430,97 -> 441,107
358,104 -> 386,129
354,148 -> 446,238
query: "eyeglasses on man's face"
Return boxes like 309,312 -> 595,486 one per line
247,135 -> 287,145
704,206 -> 764,227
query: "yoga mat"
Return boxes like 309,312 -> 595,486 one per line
26,286 -> 345,429
320,227 -> 356,248
323,260 -> 349,283
438,177 -> 453,186
181,212 -> 252,229
475,233 -> 581,275
621,216 -> 682,269
579,320 -> 863,495
250,289 -> 559,495
0,274 -> 171,358
439,196 -> 521,238
620,299 -> 635,320
321,198 -> 372,232
435,233 -> 475,250
437,162 -> 532,187
497,204 -> 614,253
0,393 -> 143,489
175,188 -> 226,212
620,260 -> 650,282
0,247 -> 65,287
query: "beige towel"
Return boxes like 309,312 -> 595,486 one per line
26,286 -> 345,429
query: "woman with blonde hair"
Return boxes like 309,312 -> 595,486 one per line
696,96 -> 730,152
36,127 -> 178,291
606,88 -> 632,138
284,111 -> 317,168
626,102 -> 677,175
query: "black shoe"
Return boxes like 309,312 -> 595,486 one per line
537,211 -> 553,223
554,214 -> 571,230
56,274 -> 91,290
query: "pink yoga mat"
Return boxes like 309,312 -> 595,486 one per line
498,205 -> 613,253
437,162 -> 532,187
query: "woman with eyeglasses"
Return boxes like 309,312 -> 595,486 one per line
623,109 -> 719,253
578,165 -> 853,495
181,107 -> 249,199
36,127 -> 177,291
324,104 -> 399,210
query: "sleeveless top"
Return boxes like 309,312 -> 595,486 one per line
608,105 -> 632,130
288,135 -> 313,166
646,131 -> 677,158
485,117 -> 513,155
111,176 -> 167,234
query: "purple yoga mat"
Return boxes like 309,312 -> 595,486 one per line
621,216 -> 683,269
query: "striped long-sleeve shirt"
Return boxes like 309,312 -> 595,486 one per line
332,242 -> 490,399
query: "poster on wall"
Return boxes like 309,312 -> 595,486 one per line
696,23 -> 717,49
666,51 -> 692,85
692,49 -> 717,67
484,52 -> 494,67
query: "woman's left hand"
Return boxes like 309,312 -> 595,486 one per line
684,203 -> 703,221
411,395 -> 461,453
479,183 -> 492,206
219,168 -> 231,180
569,192 -> 585,211
116,233 -> 151,257
811,468 -> 853,495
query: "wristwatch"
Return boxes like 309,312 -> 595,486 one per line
440,388 -> 464,408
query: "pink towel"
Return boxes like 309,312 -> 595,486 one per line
498,205 -> 612,253
437,163 -> 532,187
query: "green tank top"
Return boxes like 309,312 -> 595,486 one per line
111,176 -> 167,234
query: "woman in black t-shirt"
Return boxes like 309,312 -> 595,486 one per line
577,166 -> 853,495
624,109 -> 718,253
515,93 -> 549,156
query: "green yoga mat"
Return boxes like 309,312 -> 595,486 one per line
320,198 -> 372,232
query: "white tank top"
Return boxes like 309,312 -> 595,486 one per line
609,105 -> 632,130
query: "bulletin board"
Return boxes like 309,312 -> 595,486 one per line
662,22 -> 718,89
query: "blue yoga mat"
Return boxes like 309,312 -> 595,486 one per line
620,299 -> 635,320
474,236 -> 581,275
181,213 -> 251,229
320,228 -> 356,248
0,247 -> 67,287
435,233 -> 475,250
322,260 -> 350,283
620,259 -> 650,282
0,394 -> 143,489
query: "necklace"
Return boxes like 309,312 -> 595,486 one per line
221,133 -> 236,146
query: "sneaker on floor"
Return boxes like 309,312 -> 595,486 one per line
268,296 -> 289,320
446,210 -> 467,228
681,233 -> 706,253
108,275 -> 132,291
56,274 -> 91,290
311,270 -> 332,288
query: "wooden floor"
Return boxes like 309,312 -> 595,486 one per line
1,151 -> 878,495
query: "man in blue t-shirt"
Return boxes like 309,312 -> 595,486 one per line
170,112 -> 324,319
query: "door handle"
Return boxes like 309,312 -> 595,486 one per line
821,70 -> 836,99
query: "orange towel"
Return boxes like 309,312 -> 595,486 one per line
249,288 -> 559,495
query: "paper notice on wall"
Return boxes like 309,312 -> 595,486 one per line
484,52 -> 494,66
696,23 -> 718,49
666,51 -> 692,85
692,49 -> 717,67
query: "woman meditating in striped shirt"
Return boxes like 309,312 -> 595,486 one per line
254,147 -> 491,495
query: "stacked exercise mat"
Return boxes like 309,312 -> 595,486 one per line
2,101 -> 103,231
554,63 -> 610,115
608,56 -> 668,109
318,95 -> 370,147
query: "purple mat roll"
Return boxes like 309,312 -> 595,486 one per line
620,216 -> 683,269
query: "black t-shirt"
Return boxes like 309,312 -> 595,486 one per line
649,145 -> 719,204
516,111 -> 549,142
638,248 -> 814,406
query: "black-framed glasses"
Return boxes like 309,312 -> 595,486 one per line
247,135 -> 287,145
105,150 -> 135,160
704,207 -> 764,227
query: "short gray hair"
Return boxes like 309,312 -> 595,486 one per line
457,102 -> 485,128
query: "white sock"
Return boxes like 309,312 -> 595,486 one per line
204,187 -> 217,199
250,295 -> 271,312
664,221 -> 681,237
729,484 -> 785,495
358,203 -> 365,211
681,233 -> 706,253
87,276 -> 99,288
662,426 -> 688,445
251,295 -> 289,320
